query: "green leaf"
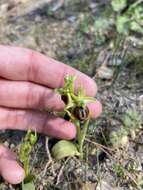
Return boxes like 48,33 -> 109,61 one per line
52,140 -> 80,160
130,21 -> 143,34
116,15 -> 129,34
22,181 -> 35,190
111,0 -> 127,12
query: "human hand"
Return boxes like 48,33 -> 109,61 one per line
0,45 -> 102,184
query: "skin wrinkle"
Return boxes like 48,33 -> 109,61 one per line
0,108 -> 41,132
0,47 -> 22,80
45,116 -> 72,139
41,115 -> 56,135
57,63 -> 69,88
24,110 -> 48,133
42,56 -> 65,89
17,109 -> 51,134
40,90 -> 60,111
26,82 -> 41,109
36,88 -> 59,111
14,109 -> 21,130
0,108 -> 26,131
25,82 -> 63,110
39,113 -> 49,134
5,107 -> 12,129
6,108 -> 23,129
27,50 -> 40,82
26,49 -> 66,91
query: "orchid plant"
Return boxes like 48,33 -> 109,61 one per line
18,75 -> 96,189
52,75 -> 96,159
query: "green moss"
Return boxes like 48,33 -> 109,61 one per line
113,164 -> 125,178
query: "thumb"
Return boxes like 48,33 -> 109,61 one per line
0,145 -> 25,184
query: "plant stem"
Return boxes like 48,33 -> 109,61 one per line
24,158 -> 30,177
75,120 -> 81,143
78,119 -> 89,159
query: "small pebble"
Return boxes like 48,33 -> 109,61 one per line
3,141 -> 9,147
67,16 -> 76,23
96,64 -> 114,80
10,144 -> 15,149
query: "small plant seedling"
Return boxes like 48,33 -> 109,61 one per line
110,109 -> 142,147
111,0 -> 143,35
113,163 -> 125,178
52,75 -> 96,159
19,130 -> 37,190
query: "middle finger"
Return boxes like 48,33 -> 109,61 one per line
0,79 -> 64,111
0,80 -> 102,119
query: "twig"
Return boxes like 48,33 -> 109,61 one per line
42,137 -> 55,177
85,138 -> 114,151
79,119 -> 89,159
85,138 -> 114,158
56,157 -> 70,185
124,170 -> 141,189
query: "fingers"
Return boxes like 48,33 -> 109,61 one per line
0,80 -> 64,111
0,145 -> 25,184
0,97 -> 102,138
87,100 -> 102,119
0,107 -> 76,140
0,45 -> 97,96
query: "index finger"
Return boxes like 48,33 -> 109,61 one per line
0,45 -> 97,96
